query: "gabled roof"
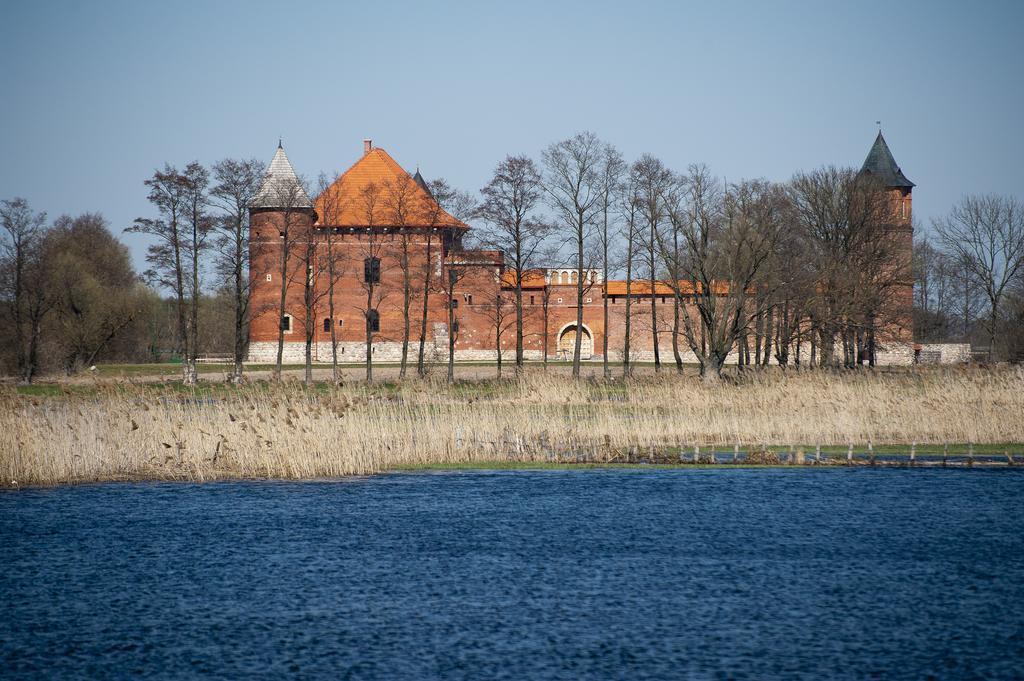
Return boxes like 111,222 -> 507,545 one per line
315,147 -> 467,229
860,132 -> 914,189
252,143 -> 313,209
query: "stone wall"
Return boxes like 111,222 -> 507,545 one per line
915,343 -> 971,364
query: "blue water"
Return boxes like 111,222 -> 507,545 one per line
2,469 -> 1023,680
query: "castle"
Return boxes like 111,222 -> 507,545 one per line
247,135 -> 915,365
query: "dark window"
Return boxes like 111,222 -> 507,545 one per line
367,309 -> 380,333
338,319 -> 344,327
451,299 -> 459,309
467,295 -> 473,305
280,315 -> 291,331
452,320 -> 460,334
530,295 -> 535,305
323,318 -> 331,332
364,257 -> 381,283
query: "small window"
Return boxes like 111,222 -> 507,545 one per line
452,320 -> 460,334
338,319 -> 344,328
451,299 -> 459,309
900,201 -> 907,219
466,294 -> 473,305
661,297 -> 666,304
279,231 -> 285,238
266,274 -> 272,282
364,257 -> 381,283
280,315 -> 291,332
323,318 -> 331,332
366,309 -> 380,333
530,295 -> 535,305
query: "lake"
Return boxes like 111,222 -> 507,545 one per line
2,469 -> 1022,679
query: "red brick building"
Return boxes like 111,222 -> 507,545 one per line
247,135 -> 914,365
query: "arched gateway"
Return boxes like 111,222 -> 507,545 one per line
557,324 -> 593,360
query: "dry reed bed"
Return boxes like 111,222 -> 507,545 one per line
2,367 -> 1023,487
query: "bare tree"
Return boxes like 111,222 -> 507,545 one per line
355,182 -> 388,383
480,288 -> 516,377
382,176 -> 420,379
210,157 -> 265,382
263,176 -> 313,382
428,178 -> 476,381
789,167 -> 894,367
125,165 -> 193,381
934,194 -> 1024,360
0,198 -> 51,382
314,172 -> 348,384
663,168 -> 786,381
443,264 -> 468,383
477,155 -> 548,372
619,167 -> 642,377
542,132 -> 603,378
633,154 -> 674,372
596,145 -> 626,377
178,162 -> 212,384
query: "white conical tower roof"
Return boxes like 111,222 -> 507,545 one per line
252,142 -> 312,209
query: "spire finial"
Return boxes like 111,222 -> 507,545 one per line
278,137 -> 283,149
876,120 -> 882,133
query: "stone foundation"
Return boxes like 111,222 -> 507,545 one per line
249,342 -> 915,366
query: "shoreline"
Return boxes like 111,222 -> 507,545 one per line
5,454 -> 1023,490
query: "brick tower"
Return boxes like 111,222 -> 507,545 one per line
248,142 -> 316,362
860,132 -> 915,359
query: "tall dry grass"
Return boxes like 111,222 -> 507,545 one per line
2,366 -> 1023,487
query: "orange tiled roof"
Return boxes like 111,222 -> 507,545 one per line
446,250 -> 504,265
314,147 -> 467,229
604,280 -> 732,296
500,269 -> 547,289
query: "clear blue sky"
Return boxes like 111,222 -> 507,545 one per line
2,0 -> 1022,271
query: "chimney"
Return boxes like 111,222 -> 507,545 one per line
363,139 -> 372,155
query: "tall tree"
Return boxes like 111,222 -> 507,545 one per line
934,194 -> 1024,360
0,198 -> 51,382
788,167 -> 893,367
210,157 -> 265,383
125,165 -> 192,381
428,178 -> 476,381
662,168 -> 786,381
477,155 -> 548,371
618,168 -> 643,377
266,175 -> 311,382
542,132 -> 603,378
314,172 -> 348,385
357,182 -> 386,383
179,162 -> 212,384
633,154 -> 674,372
47,213 -> 144,374
596,145 -> 626,378
383,176 -> 419,379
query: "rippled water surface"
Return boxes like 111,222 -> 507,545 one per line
2,469 -> 1023,680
